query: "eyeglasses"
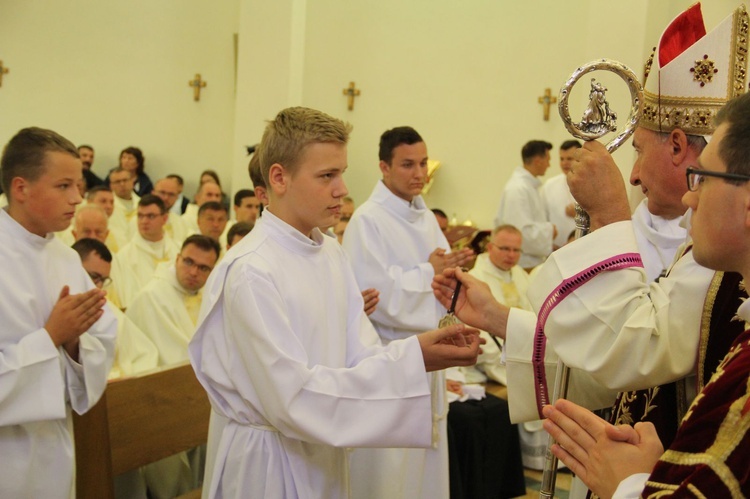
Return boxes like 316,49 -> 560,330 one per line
490,243 -> 521,254
179,255 -> 214,274
137,213 -> 163,220
686,166 -> 750,192
88,272 -> 112,288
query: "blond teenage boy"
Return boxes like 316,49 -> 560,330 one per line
189,107 -> 480,499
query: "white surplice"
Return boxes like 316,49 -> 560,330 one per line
127,263 -> 201,367
109,193 -> 139,249
189,211 -> 433,499
494,166 -> 555,268
111,233 -> 179,309
541,173 -> 577,248
505,219 -> 713,423
342,180 -> 450,499
108,302 -> 159,379
181,203 -> 200,236
0,209 -> 116,499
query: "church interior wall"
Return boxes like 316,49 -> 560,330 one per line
0,0 -> 240,201
1,0 -> 740,228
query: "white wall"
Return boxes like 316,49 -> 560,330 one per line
2,0 -> 741,225
0,0 -> 240,199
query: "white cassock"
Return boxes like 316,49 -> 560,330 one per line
111,233 -> 179,309
0,209 -> 116,499
181,203 -> 200,235
493,166 -> 555,268
127,262 -> 202,367
504,219 -> 711,423
541,173 -> 576,248
107,302 -> 159,379
189,210 -> 433,499
342,180 -> 450,499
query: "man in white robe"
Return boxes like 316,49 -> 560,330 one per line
111,194 -> 179,309
182,181 -> 222,235
0,127 -> 116,499
541,140 -> 581,249
128,235 -> 219,367
190,108 -> 481,499
493,140 -> 556,269
342,126 -> 473,499
109,167 -> 140,245
153,176 -> 190,245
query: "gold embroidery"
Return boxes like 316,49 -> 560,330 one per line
697,271 -> 724,393
691,55 -> 719,86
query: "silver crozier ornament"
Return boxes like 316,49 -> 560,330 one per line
539,59 -> 643,499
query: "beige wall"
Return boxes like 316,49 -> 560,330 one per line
2,0 -> 741,225
0,0 -> 240,200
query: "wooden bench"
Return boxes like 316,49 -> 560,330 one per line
73,363 -> 211,499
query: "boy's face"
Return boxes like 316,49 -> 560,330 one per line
12,151 -> 83,236
274,142 -> 349,237
380,141 -> 428,202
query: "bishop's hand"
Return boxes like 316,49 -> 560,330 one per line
432,267 -> 509,339
568,140 -> 631,230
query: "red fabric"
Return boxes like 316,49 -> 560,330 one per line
641,329 -> 750,497
659,3 -> 707,67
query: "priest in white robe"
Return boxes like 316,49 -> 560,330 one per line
109,167 -> 140,246
342,126 -> 473,499
182,181 -> 222,235
111,194 -> 179,309
127,235 -> 219,367
86,185 -> 129,252
153,176 -> 190,245
0,127 -> 116,499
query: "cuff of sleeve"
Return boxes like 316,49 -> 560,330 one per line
612,473 -> 650,499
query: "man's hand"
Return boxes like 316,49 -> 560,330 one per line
446,379 -> 464,396
361,288 -> 380,316
46,286 -> 107,351
432,268 -> 509,339
417,323 -> 482,372
428,247 -> 474,275
568,141 -> 631,230
542,399 -> 663,499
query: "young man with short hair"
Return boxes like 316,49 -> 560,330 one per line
189,107 -> 480,499
0,127 -> 116,498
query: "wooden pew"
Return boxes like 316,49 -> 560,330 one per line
73,362 -> 211,499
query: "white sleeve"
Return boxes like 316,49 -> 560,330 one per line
612,473 -> 649,499
504,308 -> 617,422
342,215 -> 442,332
527,221 -> 711,392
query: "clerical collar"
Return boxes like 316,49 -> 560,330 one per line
0,207 -> 56,248
371,180 -> 427,223
260,210 -> 326,256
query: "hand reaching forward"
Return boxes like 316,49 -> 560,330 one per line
428,247 -> 475,275
432,267 -> 509,339
46,286 -> 107,358
417,323 -> 483,372
542,399 -> 663,499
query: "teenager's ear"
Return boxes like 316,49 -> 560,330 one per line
268,163 -> 287,194
9,176 -> 28,203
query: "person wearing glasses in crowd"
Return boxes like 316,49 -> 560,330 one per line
110,194 -> 179,309
125,234 -> 220,498
72,238 -> 157,381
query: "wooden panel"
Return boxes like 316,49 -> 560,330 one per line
73,393 -> 116,499
107,364 -> 211,475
